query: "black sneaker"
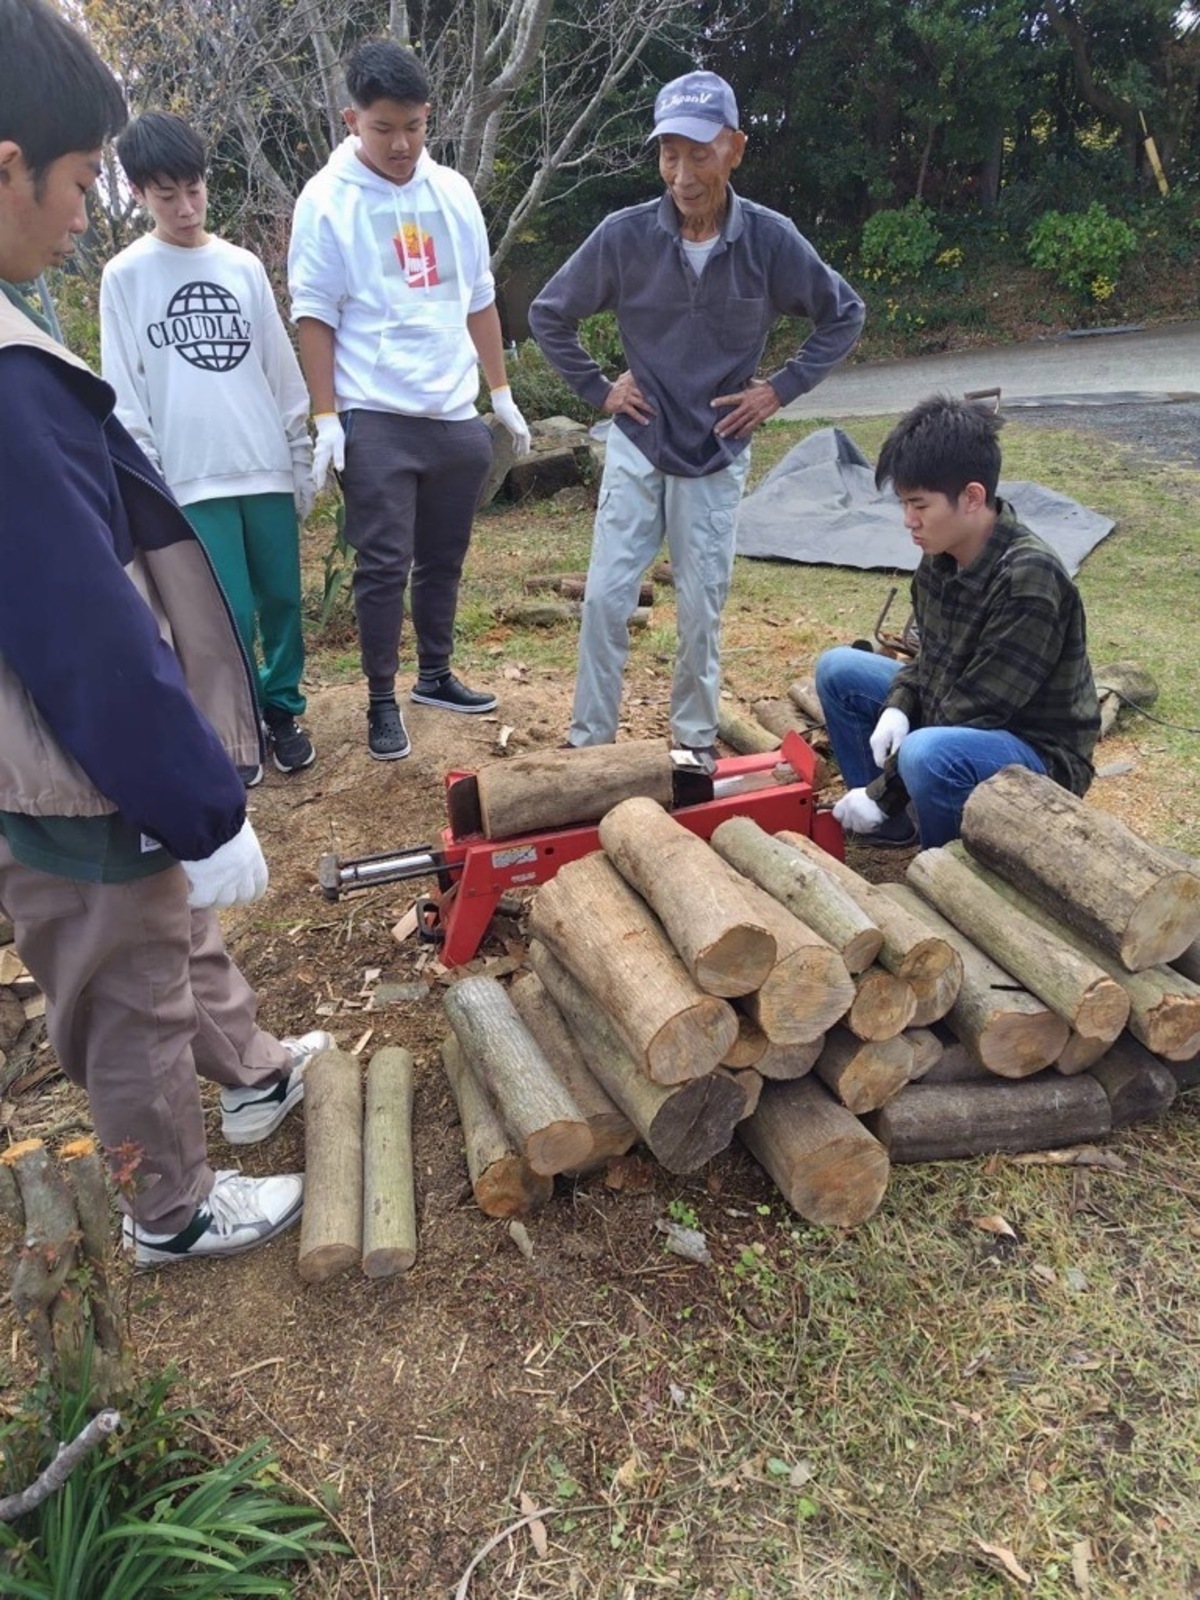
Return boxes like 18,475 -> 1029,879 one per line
237,763 -> 264,790
410,672 -> 497,715
849,809 -> 920,849
367,698 -> 411,760
265,710 -> 316,774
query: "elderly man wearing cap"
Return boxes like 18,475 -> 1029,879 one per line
529,70 -> 865,768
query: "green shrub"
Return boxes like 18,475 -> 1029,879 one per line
502,313 -> 625,425
859,202 -> 941,283
1026,202 -> 1139,302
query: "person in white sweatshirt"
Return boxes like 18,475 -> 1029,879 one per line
288,38 -> 531,761
100,112 -> 315,785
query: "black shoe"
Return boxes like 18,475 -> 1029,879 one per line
367,698 -> 411,761
849,809 -> 919,849
237,763 -> 264,790
265,710 -> 315,774
672,743 -> 720,777
410,672 -> 497,715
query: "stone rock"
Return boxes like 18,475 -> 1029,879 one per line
552,486 -> 592,513
478,414 -> 518,508
507,444 -> 590,502
531,415 -> 590,441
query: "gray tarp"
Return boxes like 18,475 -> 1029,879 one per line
735,426 -> 1115,575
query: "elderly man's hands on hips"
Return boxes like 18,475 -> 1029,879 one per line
602,370 -> 656,426
711,377 -> 781,439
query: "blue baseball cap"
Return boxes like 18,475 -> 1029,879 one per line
648,71 -> 739,144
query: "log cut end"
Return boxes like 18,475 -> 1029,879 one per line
694,925 -> 778,999
789,1136 -> 891,1227
647,1071 -> 745,1173
974,1009 -> 1070,1078
646,998 -> 739,1085
475,1158 -> 555,1218
1123,872 -> 1200,971
526,1120 -> 596,1176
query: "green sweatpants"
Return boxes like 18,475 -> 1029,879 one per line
183,492 -> 306,718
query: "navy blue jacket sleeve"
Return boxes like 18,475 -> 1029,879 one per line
0,348 -> 245,861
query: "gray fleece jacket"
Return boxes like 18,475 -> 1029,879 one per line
529,189 -> 865,478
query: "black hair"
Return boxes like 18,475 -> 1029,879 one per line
0,0 -> 127,182
875,395 -> 1005,505
344,39 -> 430,109
116,112 -> 206,191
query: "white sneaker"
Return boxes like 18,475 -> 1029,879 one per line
123,1170 -> 303,1268
219,1029 -> 335,1145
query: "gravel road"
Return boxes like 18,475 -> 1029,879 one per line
1010,398 -> 1200,470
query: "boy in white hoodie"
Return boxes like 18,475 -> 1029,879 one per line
101,112 -> 315,785
288,39 -> 530,761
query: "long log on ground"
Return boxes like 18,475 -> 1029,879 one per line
711,817 -> 883,974
739,1076 -> 889,1227
559,575 -> 654,606
754,1033 -> 826,1080
529,852 -> 738,1083
476,741 -> 674,839
299,1048 -> 363,1284
960,765 -> 1200,970
728,872 -> 855,1044
528,942 -> 744,1172
905,1028 -> 943,1080
814,1027 -> 913,1113
510,972 -> 638,1166
776,830 -> 962,1023
752,699 -> 815,740
717,702 -> 781,755
787,678 -> 826,725
866,1076 -> 1112,1162
907,846 -> 1130,1041
721,1011 -> 769,1068
60,1138 -> 123,1356
1055,1030 -> 1113,1076
440,1037 -> 553,1217
362,1047 -> 417,1278
443,976 -> 593,1174
943,842 -> 1200,1061
720,1067 -> 764,1119
880,884 -> 1069,1077
1088,1037 -> 1178,1128
844,966 -> 918,1041
599,799 -> 776,997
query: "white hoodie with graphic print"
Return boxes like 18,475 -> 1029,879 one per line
288,140 -> 496,421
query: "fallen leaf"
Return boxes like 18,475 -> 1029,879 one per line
519,1491 -> 548,1558
971,1212 -> 1018,1239
613,1452 -> 643,1492
975,1539 -> 1033,1587
1071,1537 -> 1091,1597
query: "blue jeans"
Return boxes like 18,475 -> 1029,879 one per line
814,646 -> 1048,847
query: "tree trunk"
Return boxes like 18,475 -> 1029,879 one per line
476,741 -> 674,839
362,1048 -> 417,1279
776,830 -> 962,1023
711,817 -> 883,974
443,975 -> 594,1174
751,698 -> 814,739
528,942 -> 744,1173
880,885 -> 1069,1077
599,798 -> 777,996
299,1050 -> 364,1284
942,843 -> 1200,1060
739,1076 -> 889,1227
960,765 -> 1200,970
787,679 -> 826,725
441,1037 -> 554,1218
909,846 -> 1130,1040
905,1027 -> 943,1080
716,702 -> 781,755
844,966 -> 918,1042
529,853 -> 738,1083
866,1076 -> 1112,1162
813,1027 -> 913,1113
509,973 -> 637,1167
1088,1036 -> 1178,1128
60,1139 -> 124,1360
731,871 -> 856,1044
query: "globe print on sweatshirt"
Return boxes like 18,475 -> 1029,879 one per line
99,234 -> 310,507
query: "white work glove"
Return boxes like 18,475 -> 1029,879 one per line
181,819 -> 269,909
311,412 -> 345,492
293,466 -> 316,524
833,788 -> 886,835
869,706 -> 910,768
490,386 -> 532,458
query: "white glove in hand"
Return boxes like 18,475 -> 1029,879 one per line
869,706 -> 910,768
181,819 -> 269,909
490,386 -> 532,458
293,468 -> 317,524
833,788 -> 886,834
311,412 -> 345,492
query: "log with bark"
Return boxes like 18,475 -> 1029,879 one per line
960,765 -> 1200,970
941,843 -> 1200,1061
1088,1036 -> 1178,1128
729,872 -> 856,1044
716,701 -> 781,755
813,1027 -> 914,1113
751,698 -> 816,740
509,972 -> 638,1166
599,798 -> 777,996
362,1047 -> 417,1278
844,966 -> 918,1041
866,1075 -> 1112,1162
528,942 -> 744,1173
776,830 -> 962,1023
498,600 -> 651,630
60,1138 -> 123,1360
1055,1030 -> 1113,1076
787,678 -> 826,726
443,976 -> 594,1174
476,740 -> 673,839
710,817 -> 883,974
441,1037 -> 554,1217
880,884 -> 1069,1077
529,852 -> 739,1083
905,1028 -> 944,1080
907,845 -> 1130,1041
298,1048 -> 364,1284
739,1076 -> 889,1227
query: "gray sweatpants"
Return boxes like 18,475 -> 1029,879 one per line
570,426 -> 751,748
340,409 -> 494,693
0,842 -> 287,1234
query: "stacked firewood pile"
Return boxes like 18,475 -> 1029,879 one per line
440,766 -> 1200,1230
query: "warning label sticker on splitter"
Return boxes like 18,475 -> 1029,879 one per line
491,845 -> 538,869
